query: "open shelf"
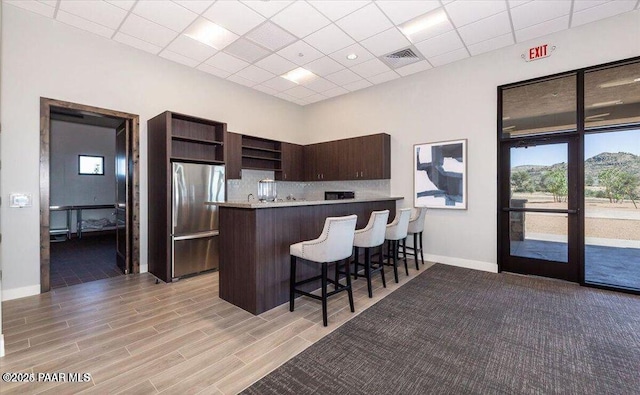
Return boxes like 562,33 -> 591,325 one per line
170,156 -> 224,165
242,154 -> 281,162
241,145 -> 281,153
242,166 -> 283,172
172,135 -> 223,145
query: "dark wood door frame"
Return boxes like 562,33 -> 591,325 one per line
40,97 -> 140,293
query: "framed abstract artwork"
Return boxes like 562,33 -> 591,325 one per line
414,139 -> 467,209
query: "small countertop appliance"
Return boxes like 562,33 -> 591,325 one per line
324,191 -> 355,200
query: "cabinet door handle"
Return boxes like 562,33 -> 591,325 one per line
356,172 -> 358,178
360,171 -> 363,177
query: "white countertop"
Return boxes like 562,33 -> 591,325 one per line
209,196 -> 403,209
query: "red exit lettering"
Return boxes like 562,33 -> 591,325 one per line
528,44 -> 549,61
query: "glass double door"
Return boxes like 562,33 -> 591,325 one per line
500,136 -> 581,282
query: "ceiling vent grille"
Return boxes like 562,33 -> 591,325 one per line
380,47 -> 424,69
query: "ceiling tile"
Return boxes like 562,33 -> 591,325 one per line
335,3 -> 393,41
457,11 -> 512,46
305,93 -> 328,104
307,1 -> 370,21
510,0 -> 571,30
172,0 -> 215,14
202,1 -> 265,36
224,38 -> 271,63
272,1 -> 331,38
414,30 -> 464,58
166,35 -> 218,62
105,1 -> 136,11
367,70 -> 400,84
119,14 -> 179,47
197,63 -> 232,79
515,15 -> 568,42
361,28 -> 411,57
304,56 -> 345,76
255,54 -> 297,75
330,43 -> 376,67
325,69 -> 362,85
508,0 -> 532,8
205,52 -> 250,73
323,86 -> 350,98
133,0 -> 199,32
283,85 -> 316,98
4,1 -> 55,18
275,92 -> 298,102
572,0 -> 608,13
38,0 -> 58,5
235,65 -> 275,83
263,77 -> 298,91
227,74 -> 258,87
396,60 -> 432,76
241,0 -> 293,18
350,58 -> 391,78
56,10 -> 115,38
252,84 -> 280,95
58,0 -> 128,29
428,47 -> 469,67
245,22 -> 297,51
113,32 -> 162,55
467,32 -> 514,56
403,17 -> 455,44
159,50 -> 200,67
444,0 -> 506,27
344,79 -> 373,91
302,77 -> 338,92
304,24 -> 355,55
571,1 -> 636,27
376,1 -> 441,25
277,40 -> 325,66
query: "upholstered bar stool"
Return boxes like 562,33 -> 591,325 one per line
290,215 -> 358,326
404,207 -> 427,269
384,208 -> 412,283
353,210 -> 390,298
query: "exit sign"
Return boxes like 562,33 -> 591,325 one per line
522,44 -> 556,62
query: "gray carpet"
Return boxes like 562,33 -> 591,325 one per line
243,264 -> 640,395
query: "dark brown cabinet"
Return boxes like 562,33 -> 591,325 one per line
278,142 -> 304,181
241,135 -> 282,174
147,111 -> 226,282
225,131 -> 242,180
304,133 -> 390,181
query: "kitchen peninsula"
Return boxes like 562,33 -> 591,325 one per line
217,197 -> 402,314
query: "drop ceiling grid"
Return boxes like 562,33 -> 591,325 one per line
6,0 -> 640,105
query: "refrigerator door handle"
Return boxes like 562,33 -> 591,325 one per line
173,230 -> 219,241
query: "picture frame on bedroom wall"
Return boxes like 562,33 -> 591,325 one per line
414,139 -> 467,210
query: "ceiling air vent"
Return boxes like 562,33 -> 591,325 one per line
380,46 -> 424,69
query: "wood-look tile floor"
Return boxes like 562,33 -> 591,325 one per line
1,260 -> 432,394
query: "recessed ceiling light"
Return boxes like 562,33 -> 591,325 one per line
281,67 -> 317,84
399,10 -> 448,40
598,78 -> 640,88
591,100 -> 623,107
184,18 -> 237,50
346,53 -> 358,60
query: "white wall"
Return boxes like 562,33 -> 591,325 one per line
0,5 -> 304,300
50,120 -> 116,233
301,11 -> 640,272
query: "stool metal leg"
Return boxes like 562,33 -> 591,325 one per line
413,233 -> 420,270
290,256 -> 296,312
345,259 -> 354,312
402,238 -> 409,276
379,245 -> 387,288
353,247 -> 359,279
392,240 -> 399,283
334,261 -> 340,291
419,231 -> 425,265
321,262 -> 328,327
365,247 -> 372,298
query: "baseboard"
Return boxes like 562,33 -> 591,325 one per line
0,334 -> 5,358
424,254 -> 498,273
2,284 -> 41,301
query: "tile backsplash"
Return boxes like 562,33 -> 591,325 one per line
226,169 -> 390,202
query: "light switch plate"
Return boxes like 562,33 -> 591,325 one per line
10,193 -> 32,208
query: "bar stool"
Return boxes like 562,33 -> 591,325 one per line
384,208 -> 412,283
404,207 -> 427,269
353,210 -> 390,298
290,215 -> 358,326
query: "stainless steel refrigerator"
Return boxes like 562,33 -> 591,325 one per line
172,162 -> 225,279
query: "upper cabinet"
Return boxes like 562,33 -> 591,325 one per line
225,132 -> 242,180
279,142 -> 305,182
168,112 -> 226,164
306,133 -> 390,181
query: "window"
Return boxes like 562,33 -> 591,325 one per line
78,155 -> 104,175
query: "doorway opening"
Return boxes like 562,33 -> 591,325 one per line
40,98 -> 140,292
